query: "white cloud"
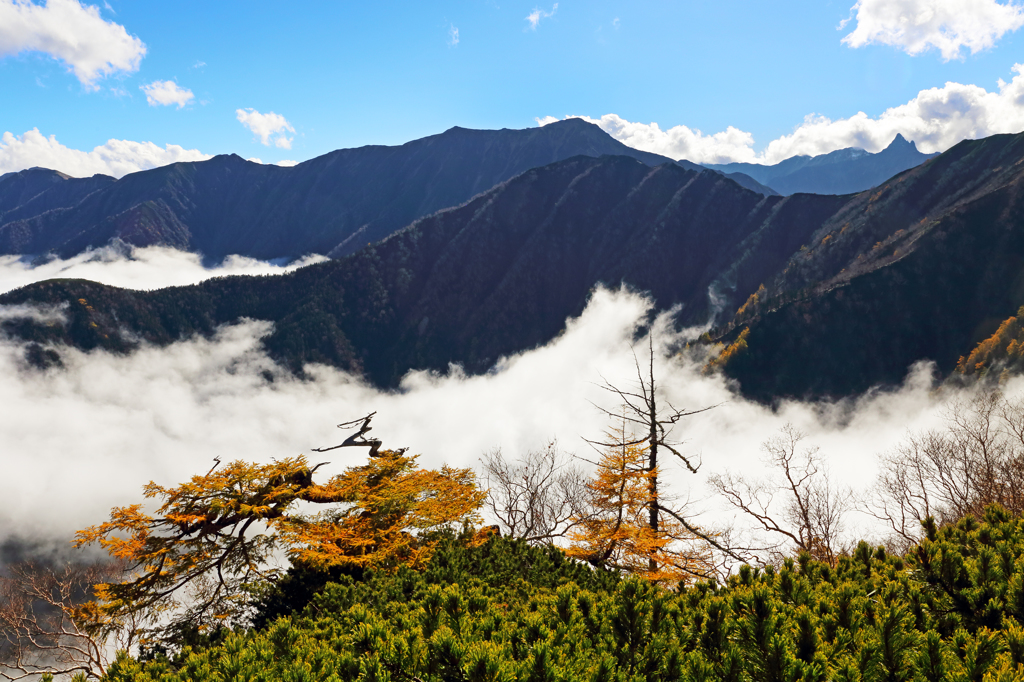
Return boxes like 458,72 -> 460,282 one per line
539,113 -> 759,165
0,284 -> 982,550
0,245 -> 328,295
842,0 -> 1024,60
140,80 -> 194,108
0,0 -> 146,89
0,128 -> 211,178
540,63 -> 1024,164
236,108 -> 295,148
448,24 -> 459,46
526,2 -> 557,30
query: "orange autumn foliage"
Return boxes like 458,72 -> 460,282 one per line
957,307 -> 1024,376
566,426 -> 714,585
75,449 -> 483,639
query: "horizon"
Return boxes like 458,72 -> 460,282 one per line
2,1 -> 1023,177
0,118 -> 931,181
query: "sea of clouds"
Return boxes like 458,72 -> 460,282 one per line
2,254 -> 1007,561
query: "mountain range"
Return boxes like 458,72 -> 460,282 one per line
703,134 -> 938,195
0,119 -> 774,262
1,119 -> 1012,402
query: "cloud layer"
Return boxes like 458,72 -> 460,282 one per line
0,0 -> 145,89
842,0 -> 1024,60
0,128 -> 210,178
0,245 -> 328,295
140,80 -> 194,108
0,280 -> 991,553
236,108 -> 295,149
540,62 -> 1024,164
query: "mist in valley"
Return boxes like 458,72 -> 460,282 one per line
0,253 -> 998,562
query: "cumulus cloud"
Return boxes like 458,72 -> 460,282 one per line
236,108 -> 295,149
140,79 -> 194,108
842,0 -> 1024,60
0,0 -> 146,89
539,63 -> 1024,164
526,3 -> 557,30
0,245 -> 328,295
0,128 -> 211,178
0,280 -> 986,552
539,113 -> 759,165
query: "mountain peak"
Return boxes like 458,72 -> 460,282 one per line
885,133 -> 916,151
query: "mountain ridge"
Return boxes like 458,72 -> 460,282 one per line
3,132 -> 1024,402
702,134 -> 938,195
0,119 -> 775,262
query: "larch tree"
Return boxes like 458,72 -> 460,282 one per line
585,339 -> 742,580
566,419 -> 714,583
72,414 -> 484,649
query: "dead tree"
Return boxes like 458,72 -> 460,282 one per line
313,412 -> 385,456
481,442 -> 591,544
872,391 -> 1024,550
588,337 -> 746,577
708,425 -> 853,566
0,560 -> 137,681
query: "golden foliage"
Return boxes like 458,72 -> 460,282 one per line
704,327 -> 749,374
735,285 -> 765,318
957,308 -> 1024,375
280,450 -> 484,571
75,450 -> 484,639
566,425 -> 714,585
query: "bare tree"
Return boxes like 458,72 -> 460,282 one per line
872,390 -> 1024,550
709,425 -> 854,566
481,441 -> 591,544
587,338 -> 749,578
0,560 -> 139,680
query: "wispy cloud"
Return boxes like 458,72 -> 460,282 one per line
841,0 -> 1024,60
0,245 -> 327,296
539,62 -> 1024,164
0,0 -> 146,89
0,128 -> 211,178
140,80 -> 194,108
236,108 -> 295,149
525,2 -> 557,30
448,24 -> 459,46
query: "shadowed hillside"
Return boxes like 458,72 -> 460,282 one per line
0,155 -> 818,386
0,120 -> 774,262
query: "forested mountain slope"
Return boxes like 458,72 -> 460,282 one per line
5,132 -> 1024,401
715,132 -> 1024,399
0,155 -> 827,386
0,119 -> 773,262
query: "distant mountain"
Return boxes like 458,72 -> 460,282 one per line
0,120 -> 775,262
0,155 -> 825,386
703,134 -> 938,195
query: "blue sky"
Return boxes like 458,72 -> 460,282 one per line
2,0 -> 1024,174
